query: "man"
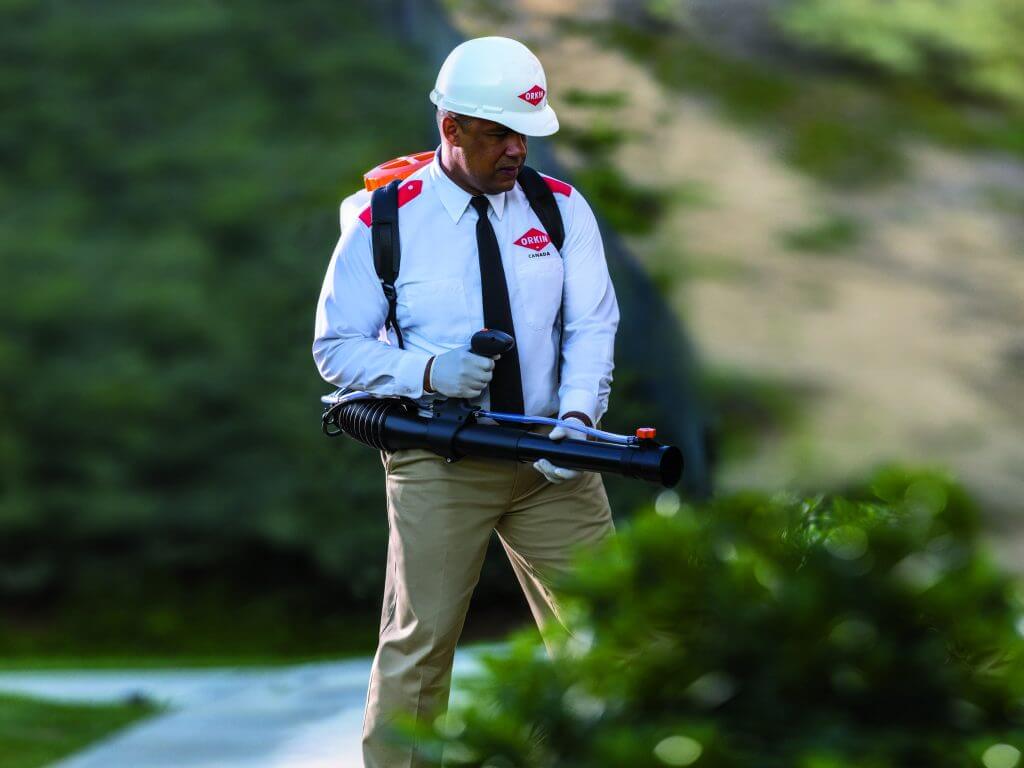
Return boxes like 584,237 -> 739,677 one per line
313,36 -> 619,767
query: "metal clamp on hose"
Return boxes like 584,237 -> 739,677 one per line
424,399 -> 476,461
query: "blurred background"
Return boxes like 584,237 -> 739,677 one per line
1,0 -> 1022,761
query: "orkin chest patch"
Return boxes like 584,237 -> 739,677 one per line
518,85 -> 546,105
514,228 -> 551,252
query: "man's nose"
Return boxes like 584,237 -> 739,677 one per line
505,133 -> 527,159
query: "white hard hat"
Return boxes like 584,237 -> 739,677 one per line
430,37 -> 559,137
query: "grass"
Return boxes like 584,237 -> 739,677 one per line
0,652 -> 358,672
0,587 -> 386,663
0,621 -> 383,674
0,693 -> 159,768
0,604 -> 529,671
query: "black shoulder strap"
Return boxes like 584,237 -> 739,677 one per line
518,165 -> 565,252
519,166 -> 568,381
371,179 -> 405,349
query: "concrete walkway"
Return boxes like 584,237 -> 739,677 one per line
0,649 -> 492,768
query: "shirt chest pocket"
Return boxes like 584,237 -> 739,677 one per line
515,256 -> 564,332
396,278 -> 475,345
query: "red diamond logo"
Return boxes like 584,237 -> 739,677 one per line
514,228 -> 551,251
518,84 -> 546,106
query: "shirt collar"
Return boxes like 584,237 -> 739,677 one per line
429,147 -> 506,223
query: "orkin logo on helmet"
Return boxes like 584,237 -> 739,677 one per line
518,85 -> 546,106
514,228 -> 551,252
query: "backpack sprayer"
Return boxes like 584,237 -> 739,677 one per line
322,329 -> 683,488
321,153 -> 683,487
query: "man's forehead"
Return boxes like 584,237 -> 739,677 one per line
456,114 -> 519,134
475,117 -> 512,131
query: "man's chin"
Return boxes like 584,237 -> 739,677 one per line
491,171 -> 519,192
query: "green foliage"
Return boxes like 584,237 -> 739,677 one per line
570,17 -> 1024,186
0,0 -> 438,653
562,89 -> 630,110
0,693 -> 158,768
555,122 -> 631,157
572,165 -> 666,235
407,468 -> 1024,766
552,102 -> 665,234
781,214 -> 863,254
779,0 -> 1024,110
700,369 -> 812,462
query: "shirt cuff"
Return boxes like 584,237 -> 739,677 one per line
394,349 -> 434,398
558,388 -> 599,428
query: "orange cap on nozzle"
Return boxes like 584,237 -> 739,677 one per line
635,427 -> 657,440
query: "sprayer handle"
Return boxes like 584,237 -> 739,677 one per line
470,328 -> 515,358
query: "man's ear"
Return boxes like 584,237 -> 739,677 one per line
442,114 -> 464,147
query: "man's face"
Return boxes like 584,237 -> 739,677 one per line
443,114 -> 528,195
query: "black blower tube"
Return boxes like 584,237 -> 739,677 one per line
329,398 -> 684,488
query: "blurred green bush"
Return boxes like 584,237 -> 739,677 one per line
408,468 -> 1024,766
0,0 -> 457,654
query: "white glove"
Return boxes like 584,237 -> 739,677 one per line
428,345 -> 495,399
533,417 -> 586,483
548,416 -> 589,442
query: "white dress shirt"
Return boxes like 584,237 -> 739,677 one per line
312,150 -> 619,425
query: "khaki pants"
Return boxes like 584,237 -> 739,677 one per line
362,435 -> 615,768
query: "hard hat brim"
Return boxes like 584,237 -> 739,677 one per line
432,89 -> 560,137
496,105 -> 560,137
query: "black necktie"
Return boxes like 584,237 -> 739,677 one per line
471,195 -> 525,414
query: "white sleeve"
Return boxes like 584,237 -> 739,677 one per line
312,222 -> 432,396
557,191 -> 620,425
339,188 -> 371,234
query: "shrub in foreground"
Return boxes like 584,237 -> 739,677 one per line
407,468 -> 1024,767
